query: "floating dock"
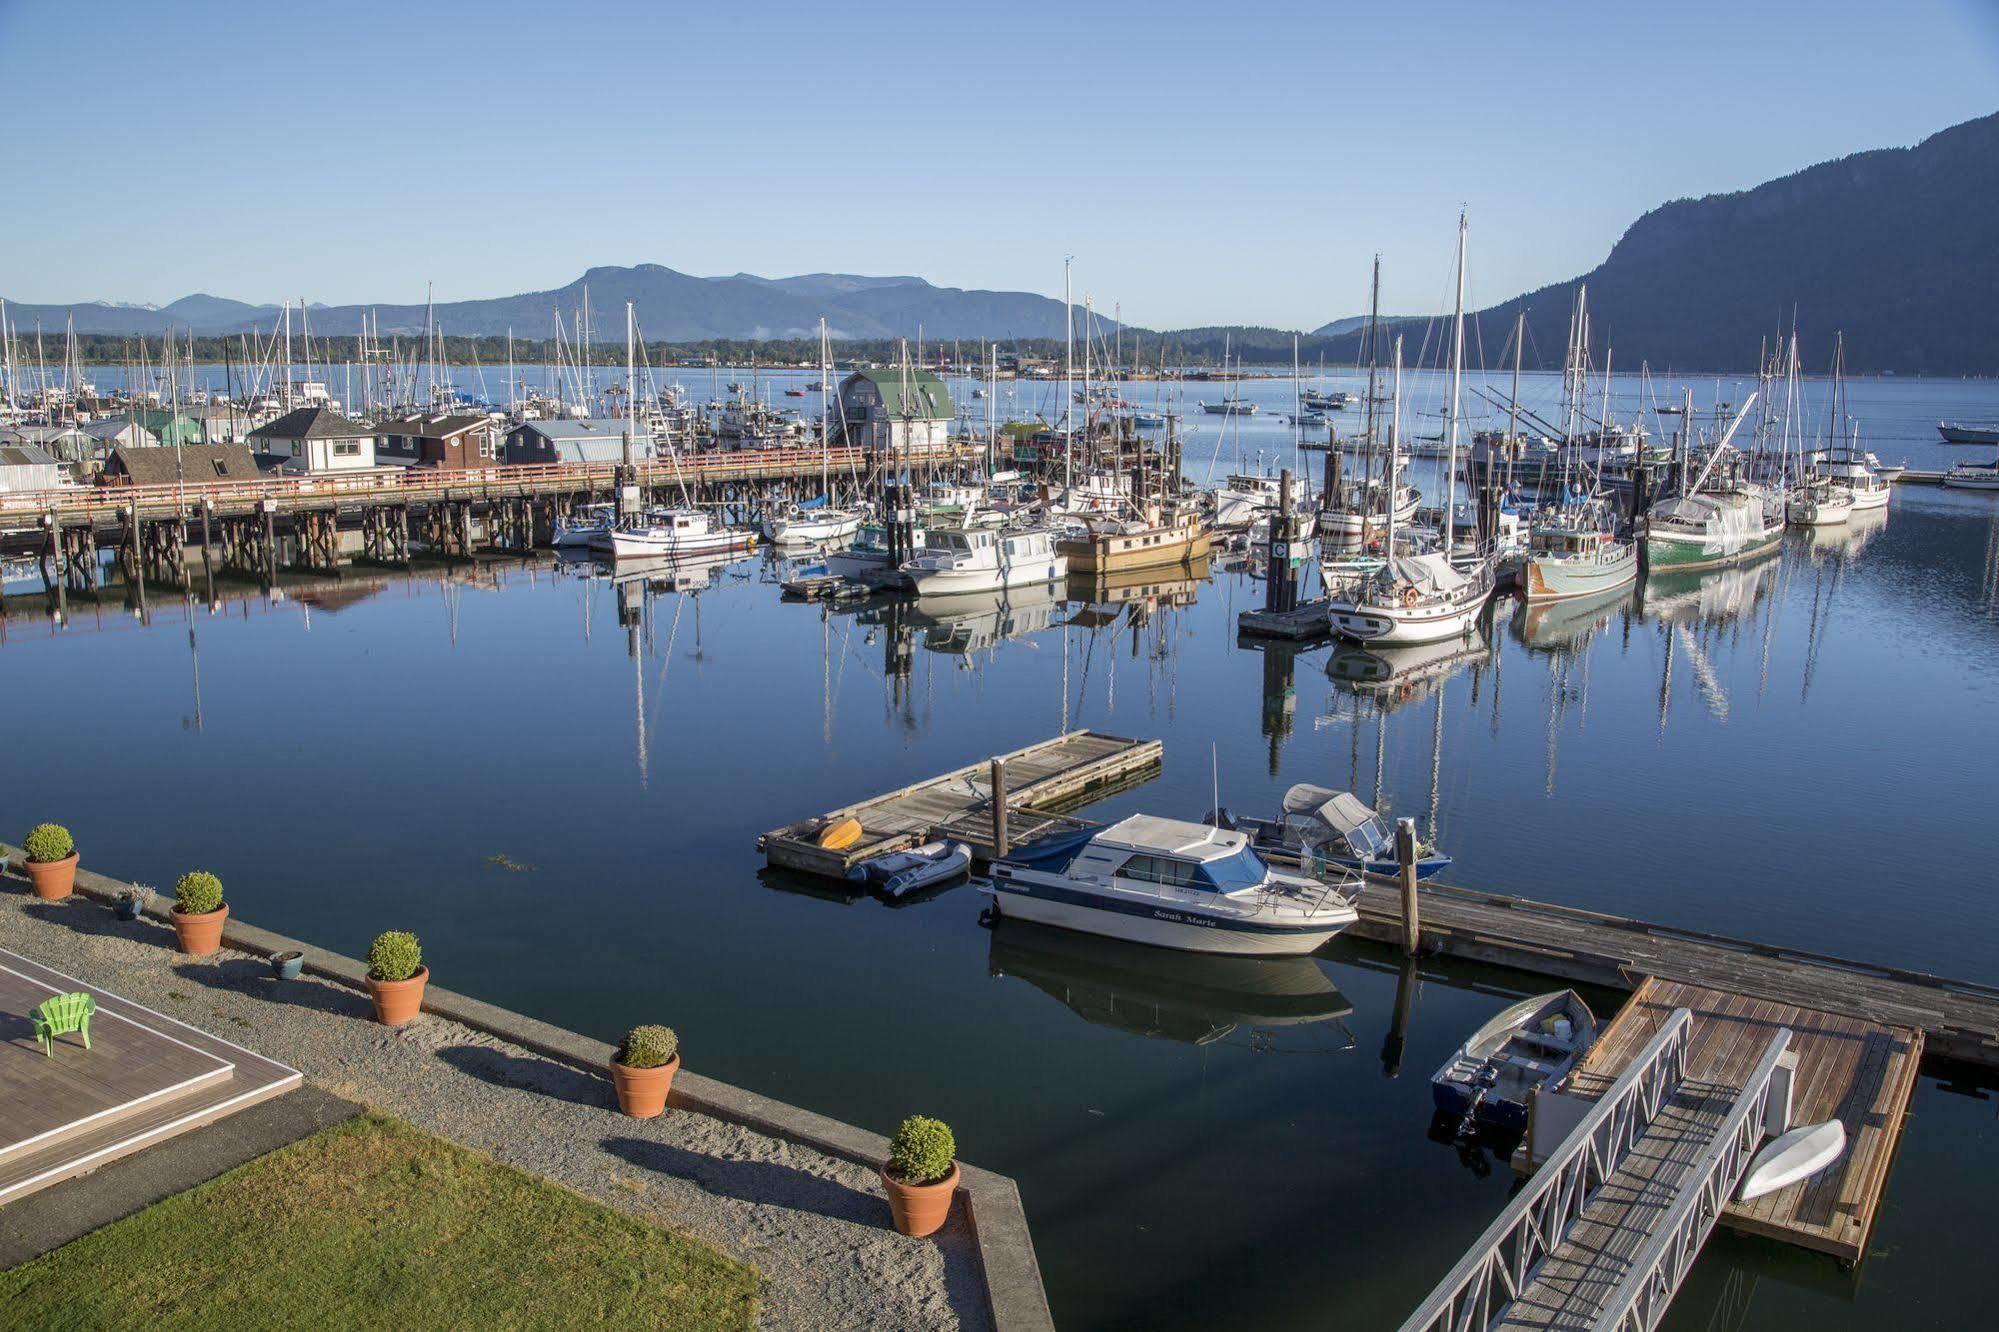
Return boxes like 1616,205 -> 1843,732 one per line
1547,977 -> 1921,1262
758,730 -> 1163,879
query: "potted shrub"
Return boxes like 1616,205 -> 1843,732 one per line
365,931 -> 427,1026
610,1025 -> 680,1118
881,1115 -> 960,1237
21,824 -> 78,900
170,872 -> 228,955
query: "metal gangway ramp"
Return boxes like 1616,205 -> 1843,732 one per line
1402,1009 -> 1796,1332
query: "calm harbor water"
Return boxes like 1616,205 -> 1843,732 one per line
5,375 -> 1999,1327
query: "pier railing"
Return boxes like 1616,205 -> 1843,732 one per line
1597,1028 -> 1793,1332
1399,1008 -> 1694,1332
0,442 -> 980,529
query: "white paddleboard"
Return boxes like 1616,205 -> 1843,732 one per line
1738,1119 -> 1847,1202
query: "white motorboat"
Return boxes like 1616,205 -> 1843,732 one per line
902,525 -> 1066,596
762,500 -> 864,544
592,507 -> 754,559
986,815 -> 1361,956
1328,550 -> 1493,645
825,521 -> 925,585
552,501 -> 616,549
1823,454 -> 1893,510
1431,990 -> 1598,1133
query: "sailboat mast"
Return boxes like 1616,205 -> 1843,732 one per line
1387,336 -> 1403,559
1063,257 -> 1074,492
818,316 -> 830,498
1506,309 -> 1524,491
1444,210 -> 1467,553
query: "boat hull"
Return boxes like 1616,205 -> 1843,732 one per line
1641,525 -> 1783,574
597,530 -> 753,559
989,882 -> 1353,957
1522,545 -> 1638,603
1058,526 -> 1212,575
1328,595 -> 1484,645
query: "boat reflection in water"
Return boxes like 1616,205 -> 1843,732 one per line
988,920 -> 1355,1050
908,581 -> 1062,655
1327,619 -> 1493,710
1801,503 -> 1888,563
1635,555 -> 1780,629
1511,580 -> 1635,655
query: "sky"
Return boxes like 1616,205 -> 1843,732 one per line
1,0 -> 1996,329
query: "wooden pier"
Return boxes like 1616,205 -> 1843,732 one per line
1549,977 -> 1921,1263
1348,876 -> 1999,1068
758,730 -> 1163,879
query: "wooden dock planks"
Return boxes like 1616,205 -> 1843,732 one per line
1349,877 -> 1999,1067
759,730 -> 1164,878
1558,977 -> 1920,1263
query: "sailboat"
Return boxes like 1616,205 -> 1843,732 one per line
1521,290 -> 1638,602
1328,215 -> 1495,645
764,319 -> 864,543
1317,259 -> 1420,550
1785,335 -> 1854,527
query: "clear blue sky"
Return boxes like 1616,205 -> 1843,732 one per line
2,0 -> 1995,329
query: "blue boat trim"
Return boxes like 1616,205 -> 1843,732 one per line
988,874 -> 1344,936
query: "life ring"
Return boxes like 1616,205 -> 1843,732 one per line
1401,586 -> 1420,608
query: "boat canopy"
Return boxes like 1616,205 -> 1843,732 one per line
797,495 -> 827,510
1278,784 -> 1389,859
1391,551 -> 1469,593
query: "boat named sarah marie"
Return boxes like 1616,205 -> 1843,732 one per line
987,815 -> 1361,956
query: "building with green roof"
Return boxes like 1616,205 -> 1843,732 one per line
830,368 -> 954,451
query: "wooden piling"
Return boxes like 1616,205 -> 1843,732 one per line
1395,817 -> 1420,954
990,758 -> 1010,858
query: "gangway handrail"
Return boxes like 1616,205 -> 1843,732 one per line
1598,1027 -> 1793,1332
1399,1007 -> 1695,1332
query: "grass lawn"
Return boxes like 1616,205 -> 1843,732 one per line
0,1113 -> 760,1330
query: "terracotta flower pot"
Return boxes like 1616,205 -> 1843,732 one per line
610,1053 -> 680,1118
366,965 -> 428,1026
24,852 -> 79,901
171,903 -> 228,955
882,1161 -> 960,1238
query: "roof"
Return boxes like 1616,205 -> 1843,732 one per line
844,369 -> 954,420
249,406 -> 373,441
13,424 -> 90,443
510,417 -> 650,443
1092,814 -> 1248,862
108,443 -> 261,485
377,413 -> 490,440
83,418 -> 157,441
0,444 -> 59,467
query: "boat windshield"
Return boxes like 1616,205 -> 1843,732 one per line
1344,818 -> 1389,861
1196,845 -> 1269,894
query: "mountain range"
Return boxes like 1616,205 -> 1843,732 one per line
8,110 -> 1996,372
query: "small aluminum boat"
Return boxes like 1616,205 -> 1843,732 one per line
1431,990 -> 1597,1134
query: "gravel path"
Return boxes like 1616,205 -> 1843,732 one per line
0,894 -> 990,1332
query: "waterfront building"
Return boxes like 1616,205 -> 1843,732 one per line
101,442 -> 262,485
829,369 -> 953,452
81,417 -> 161,454
10,423 -> 94,464
0,442 -> 67,491
377,413 -> 502,469
248,406 -> 379,473
503,417 -> 653,465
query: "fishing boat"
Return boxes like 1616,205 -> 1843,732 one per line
1738,1120 -> 1847,1202
552,501 -> 616,549
846,840 -> 973,899
902,524 -> 1066,596
1205,783 -> 1451,880
1317,476 -> 1422,548
985,815 -> 1361,956
1823,452 -> 1894,509
1431,990 -> 1598,1133
1202,397 -> 1258,416
1642,488 -> 1784,571
1938,421 -> 1999,446
1056,502 -> 1213,576
592,506 -> 754,559
762,497 -> 864,544
825,521 -> 926,586
1212,473 -> 1312,531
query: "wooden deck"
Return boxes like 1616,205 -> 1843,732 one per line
1349,877 -> 1999,1068
1552,978 -> 1920,1263
759,730 -> 1163,878
0,948 -> 300,1207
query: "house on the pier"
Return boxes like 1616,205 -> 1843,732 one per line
100,443 -> 263,486
502,417 -> 652,465
0,444 -> 68,493
248,406 -> 379,473
81,417 -> 161,454
10,424 -> 95,464
828,369 -> 953,451
376,413 -> 502,468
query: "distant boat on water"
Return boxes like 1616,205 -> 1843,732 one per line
1938,421 -> 1999,446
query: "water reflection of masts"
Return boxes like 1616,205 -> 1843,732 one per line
182,586 -> 203,733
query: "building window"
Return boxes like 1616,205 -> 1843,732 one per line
334,441 -> 360,457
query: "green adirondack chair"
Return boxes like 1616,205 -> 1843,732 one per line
33,992 -> 95,1056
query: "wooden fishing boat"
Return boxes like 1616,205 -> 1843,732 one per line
1056,503 -> 1212,575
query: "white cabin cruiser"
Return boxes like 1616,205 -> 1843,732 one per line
762,499 -> 864,544
902,525 -> 1066,596
987,815 -> 1360,956
592,506 -> 753,559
